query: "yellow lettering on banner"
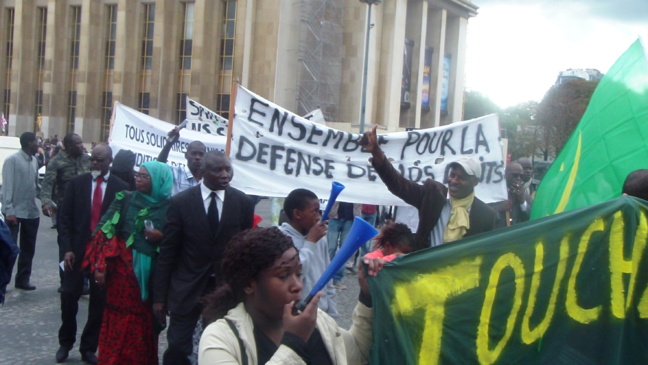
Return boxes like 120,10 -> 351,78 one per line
477,253 -> 525,365
608,211 -> 647,317
521,237 -> 569,344
391,257 -> 483,365
626,211 -> 646,313
633,212 -> 648,318
566,218 -> 604,323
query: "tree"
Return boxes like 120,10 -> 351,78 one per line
499,101 -> 538,160
536,79 -> 598,158
463,91 -> 500,120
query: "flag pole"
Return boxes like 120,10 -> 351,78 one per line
225,81 -> 238,157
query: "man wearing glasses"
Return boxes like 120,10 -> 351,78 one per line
55,144 -> 128,364
493,161 -> 532,228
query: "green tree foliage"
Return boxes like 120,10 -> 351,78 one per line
463,91 -> 500,120
499,101 -> 538,160
536,79 -> 599,157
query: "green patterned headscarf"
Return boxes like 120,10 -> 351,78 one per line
119,161 -> 172,301
137,160 -> 173,203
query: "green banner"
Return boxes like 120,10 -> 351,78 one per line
531,39 -> 648,219
369,196 -> 648,364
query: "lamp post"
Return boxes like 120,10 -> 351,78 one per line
358,0 -> 381,134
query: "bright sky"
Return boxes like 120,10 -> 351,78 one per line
465,0 -> 648,109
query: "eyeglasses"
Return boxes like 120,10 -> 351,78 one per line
509,173 -> 523,179
89,157 -> 105,163
134,173 -> 151,180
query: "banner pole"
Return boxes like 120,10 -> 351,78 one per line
225,82 -> 238,157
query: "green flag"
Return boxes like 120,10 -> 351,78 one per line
369,196 -> 648,364
531,39 -> 648,220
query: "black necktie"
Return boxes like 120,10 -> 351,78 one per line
208,192 -> 219,232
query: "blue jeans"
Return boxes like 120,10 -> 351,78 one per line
360,213 -> 377,256
327,218 -> 353,283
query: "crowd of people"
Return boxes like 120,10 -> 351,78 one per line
1,125 -> 645,365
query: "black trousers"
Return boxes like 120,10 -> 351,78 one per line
163,305 -> 201,365
9,217 -> 39,286
163,277 -> 215,365
58,268 -> 105,353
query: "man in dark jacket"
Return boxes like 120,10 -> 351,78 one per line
55,144 -> 128,364
492,161 -> 531,228
360,125 -> 498,248
153,151 -> 254,364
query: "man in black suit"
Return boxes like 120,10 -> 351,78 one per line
361,125 -> 498,248
55,144 -> 128,364
154,150 -> 254,364
493,162 -> 531,228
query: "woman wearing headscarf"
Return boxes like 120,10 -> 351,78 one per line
83,160 -> 173,365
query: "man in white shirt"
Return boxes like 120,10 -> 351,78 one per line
157,126 -> 206,196
1,132 -> 40,290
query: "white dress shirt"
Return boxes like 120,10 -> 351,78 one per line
200,182 -> 225,221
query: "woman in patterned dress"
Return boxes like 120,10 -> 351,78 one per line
84,160 -> 173,364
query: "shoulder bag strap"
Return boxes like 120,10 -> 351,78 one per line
225,318 -> 248,365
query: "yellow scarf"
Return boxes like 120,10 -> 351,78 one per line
443,192 -> 475,243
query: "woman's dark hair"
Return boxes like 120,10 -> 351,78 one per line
201,227 -> 296,324
375,222 -> 415,254
110,149 -> 136,190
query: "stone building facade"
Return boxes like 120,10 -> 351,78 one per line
0,0 -> 477,141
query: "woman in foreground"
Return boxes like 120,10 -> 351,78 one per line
199,227 -> 375,364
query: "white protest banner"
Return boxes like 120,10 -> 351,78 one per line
303,107 -> 326,125
185,96 -> 229,136
230,85 -> 507,205
109,102 -> 226,169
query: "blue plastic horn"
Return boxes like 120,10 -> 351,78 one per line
320,181 -> 345,222
293,216 -> 378,314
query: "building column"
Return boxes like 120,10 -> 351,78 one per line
375,0 -> 407,133
400,0 -> 427,130
76,0 -> 102,141
11,0 -> 36,136
190,0 -> 219,109
446,14 -> 468,124
42,0 -> 69,138
426,7 -> 446,128
112,0 -> 139,110
151,0 -> 181,123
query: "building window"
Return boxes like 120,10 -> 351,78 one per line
101,5 -> 117,141
139,4 -> 154,116
139,92 -> 150,115
141,4 -> 155,70
216,1 -> 237,118
176,93 -> 187,123
105,5 -> 117,71
101,92 -> 112,141
3,8 -> 15,122
67,91 -> 77,133
177,2 -> 194,123
67,6 -> 82,133
179,2 -> 194,70
34,7 -> 47,131
70,6 -> 81,70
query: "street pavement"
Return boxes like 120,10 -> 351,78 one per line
0,198 -> 360,364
